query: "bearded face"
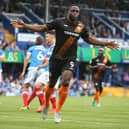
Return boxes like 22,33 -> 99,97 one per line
67,6 -> 80,22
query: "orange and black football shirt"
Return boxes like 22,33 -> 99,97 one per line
46,17 -> 89,60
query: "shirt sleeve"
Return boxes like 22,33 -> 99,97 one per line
106,60 -> 112,66
46,19 -> 59,30
80,25 -> 89,39
27,46 -> 33,54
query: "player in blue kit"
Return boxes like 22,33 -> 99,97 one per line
45,32 -> 57,114
26,31 -> 57,113
20,36 -> 48,111
36,31 -> 57,113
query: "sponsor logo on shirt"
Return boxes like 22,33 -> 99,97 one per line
64,31 -> 79,37
64,24 -> 68,27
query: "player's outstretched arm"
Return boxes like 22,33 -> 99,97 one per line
19,53 -> 31,79
104,65 -> 112,69
88,64 -> 99,69
85,34 -> 119,49
11,19 -> 48,32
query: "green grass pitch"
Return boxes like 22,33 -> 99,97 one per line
0,96 -> 129,129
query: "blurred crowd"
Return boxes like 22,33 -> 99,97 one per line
0,0 -> 129,39
0,75 -> 32,96
0,63 -> 129,97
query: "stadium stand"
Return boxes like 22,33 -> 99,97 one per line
2,12 -> 32,35
18,3 -> 44,24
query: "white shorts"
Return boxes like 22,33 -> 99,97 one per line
24,68 -> 38,84
24,67 -> 49,85
35,71 -> 49,85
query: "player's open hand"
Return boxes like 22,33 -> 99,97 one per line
107,41 -> 119,49
11,19 -> 25,28
37,66 -> 41,71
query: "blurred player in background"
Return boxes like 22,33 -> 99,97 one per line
11,5 -> 118,123
27,31 -> 57,113
89,48 -> 112,107
45,31 -> 57,114
20,36 -> 48,111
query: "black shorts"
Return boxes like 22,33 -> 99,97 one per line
94,79 -> 103,92
49,57 -> 76,83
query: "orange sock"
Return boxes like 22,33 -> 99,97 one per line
56,85 -> 69,112
94,91 -> 100,104
45,84 -> 55,108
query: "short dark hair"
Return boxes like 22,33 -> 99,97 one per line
36,36 -> 44,45
46,30 -> 55,35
